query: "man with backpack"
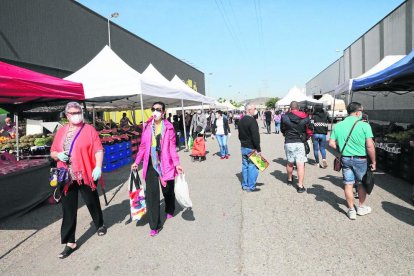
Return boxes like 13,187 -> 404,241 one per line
281,101 -> 312,193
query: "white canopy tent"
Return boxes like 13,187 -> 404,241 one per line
65,46 -> 215,149
335,55 -> 405,95
277,86 -> 307,106
170,75 -> 215,105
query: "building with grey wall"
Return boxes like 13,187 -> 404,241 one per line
306,0 -> 414,123
0,0 -> 205,95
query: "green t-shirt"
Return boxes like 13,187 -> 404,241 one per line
330,116 -> 373,156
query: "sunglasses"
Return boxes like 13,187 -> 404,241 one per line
151,107 -> 163,112
67,111 -> 82,115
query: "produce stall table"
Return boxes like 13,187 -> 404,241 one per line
0,160 -> 51,221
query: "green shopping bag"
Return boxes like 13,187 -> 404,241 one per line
188,136 -> 194,150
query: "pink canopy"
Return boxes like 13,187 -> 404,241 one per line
0,61 -> 84,104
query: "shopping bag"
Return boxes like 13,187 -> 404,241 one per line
129,171 -> 146,221
175,174 -> 193,208
362,168 -> 375,195
188,136 -> 194,150
248,150 -> 269,172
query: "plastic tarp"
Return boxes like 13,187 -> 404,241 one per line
0,61 -> 84,105
335,55 -> 405,95
352,50 -> 414,92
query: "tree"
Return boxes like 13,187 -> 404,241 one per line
265,97 -> 280,109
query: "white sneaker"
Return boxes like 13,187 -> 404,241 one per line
357,206 -> 372,216
347,209 -> 357,220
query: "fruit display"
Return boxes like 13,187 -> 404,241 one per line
0,133 -> 55,152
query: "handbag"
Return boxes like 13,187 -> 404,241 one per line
129,171 -> 146,221
50,124 -> 85,202
362,166 -> 375,194
291,124 -> 310,155
175,173 -> 192,208
333,120 -> 360,172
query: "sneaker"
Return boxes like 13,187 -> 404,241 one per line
297,186 -> 306,193
225,155 -> 229,159
322,159 -> 328,168
166,214 -> 173,219
220,156 -> 225,160
150,229 -> 159,237
347,209 -> 357,220
357,206 -> 372,216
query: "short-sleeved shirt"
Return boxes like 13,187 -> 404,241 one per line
330,116 -> 373,156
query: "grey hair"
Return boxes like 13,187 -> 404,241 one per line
245,104 -> 256,111
65,102 -> 83,114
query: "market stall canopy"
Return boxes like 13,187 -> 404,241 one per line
64,46 -> 142,103
335,55 -> 405,95
352,50 -> 414,92
276,86 -> 308,106
0,61 -> 84,108
170,75 -> 215,105
141,64 -> 207,106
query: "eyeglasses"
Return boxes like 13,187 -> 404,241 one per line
151,107 -> 163,112
67,111 -> 82,115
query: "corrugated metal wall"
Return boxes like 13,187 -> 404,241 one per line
0,0 -> 205,94
305,0 -> 414,123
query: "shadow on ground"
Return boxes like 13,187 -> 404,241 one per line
307,184 -> 347,215
381,201 -> 414,226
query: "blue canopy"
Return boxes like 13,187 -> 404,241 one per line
352,50 -> 414,92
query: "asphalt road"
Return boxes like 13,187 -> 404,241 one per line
1,123 -> 413,275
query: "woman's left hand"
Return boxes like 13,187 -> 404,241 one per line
176,165 -> 184,174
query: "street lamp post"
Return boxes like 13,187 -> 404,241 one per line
107,12 -> 119,48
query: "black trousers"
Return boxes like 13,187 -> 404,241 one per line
146,159 -> 175,230
61,182 -> 104,244
266,120 -> 271,133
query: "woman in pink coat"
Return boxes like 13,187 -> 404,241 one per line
131,102 -> 184,236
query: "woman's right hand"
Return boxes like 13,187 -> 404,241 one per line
131,163 -> 138,171
57,152 -> 69,162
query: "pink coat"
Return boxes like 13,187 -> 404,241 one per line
134,118 -> 180,182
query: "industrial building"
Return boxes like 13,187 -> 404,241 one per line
0,0 -> 205,95
306,0 -> 414,123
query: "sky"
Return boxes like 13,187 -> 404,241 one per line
78,0 -> 405,101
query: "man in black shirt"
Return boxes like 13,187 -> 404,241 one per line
264,108 -> 273,134
238,104 -> 261,192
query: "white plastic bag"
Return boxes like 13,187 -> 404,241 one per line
175,173 -> 193,208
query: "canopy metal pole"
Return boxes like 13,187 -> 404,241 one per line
181,98 -> 188,151
140,93 -> 145,127
330,94 -> 336,130
92,105 -> 96,127
15,113 -> 20,161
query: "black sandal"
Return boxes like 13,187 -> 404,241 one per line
58,245 -> 77,259
97,225 -> 107,236
287,179 -> 293,186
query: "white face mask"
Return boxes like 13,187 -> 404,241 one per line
152,111 -> 162,121
69,114 -> 83,125
197,110 -> 202,115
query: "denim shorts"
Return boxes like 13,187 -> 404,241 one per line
341,157 -> 368,185
284,142 -> 308,163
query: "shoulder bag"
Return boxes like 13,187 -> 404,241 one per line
50,124 -> 85,202
291,123 -> 310,155
333,120 -> 359,172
